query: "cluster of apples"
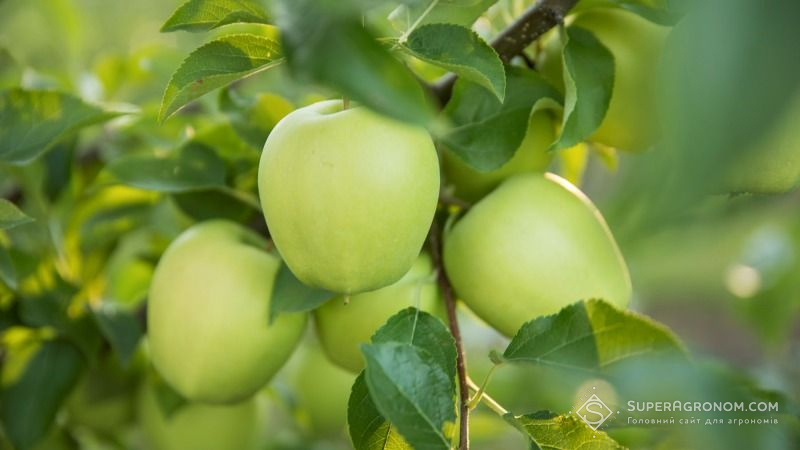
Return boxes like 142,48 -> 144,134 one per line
140,7 -> 798,449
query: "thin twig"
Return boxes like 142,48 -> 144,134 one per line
428,217 -> 470,449
431,0 -> 578,104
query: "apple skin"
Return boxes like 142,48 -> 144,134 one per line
148,220 -> 307,404
314,253 -> 441,373
443,173 -> 631,337
443,112 -> 556,202
288,344 -> 355,437
258,100 -> 440,294
138,380 -> 264,450
724,93 -> 800,193
539,8 -> 669,152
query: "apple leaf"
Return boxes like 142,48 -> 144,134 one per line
442,66 -> 561,171
159,34 -> 283,122
277,0 -> 434,126
497,299 -> 686,373
550,27 -> 615,151
0,199 -> 33,230
0,246 -> 16,290
91,303 -> 143,367
106,143 -> 226,193
402,24 -> 505,101
0,339 -> 85,450
348,372 -> 412,450
506,411 -> 623,450
370,307 -> 456,382
0,88 -> 123,164
268,263 -> 334,323
392,0 -> 499,28
361,308 -> 457,450
161,0 -> 270,33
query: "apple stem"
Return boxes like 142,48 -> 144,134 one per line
428,217 -> 470,450
343,294 -> 351,306
466,377 -> 509,416
466,365 -> 498,410
342,96 -> 350,110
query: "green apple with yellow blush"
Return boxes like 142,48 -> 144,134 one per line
444,173 -> 631,336
148,220 -> 307,404
258,100 -> 440,295
314,253 -> 441,373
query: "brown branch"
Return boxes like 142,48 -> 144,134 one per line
428,217 -> 470,449
431,0 -> 578,104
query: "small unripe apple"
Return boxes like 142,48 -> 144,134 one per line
148,220 -> 307,404
724,93 -> 800,193
443,111 -> 556,202
539,8 -> 669,151
138,380 -> 264,450
288,344 -> 354,437
314,253 -> 441,372
258,100 -> 440,294
444,173 -> 631,336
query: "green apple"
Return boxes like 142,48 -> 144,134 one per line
724,93 -> 800,193
538,8 -> 669,151
314,253 -> 441,372
148,220 -> 307,404
288,344 -> 355,437
258,100 -> 440,294
443,111 -> 556,202
138,380 -> 264,450
443,173 -> 631,336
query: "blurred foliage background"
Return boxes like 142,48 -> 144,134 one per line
0,0 -> 799,449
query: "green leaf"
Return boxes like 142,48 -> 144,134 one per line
161,0 -> 270,33
277,0 -> 434,125
269,263 -> 333,323
91,303 -> 143,367
442,67 -> 561,171
0,198 -> 33,230
506,411 -> 623,450
0,89 -> 122,164
551,27 -> 615,151
371,308 -> 456,382
0,339 -> 85,450
362,343 -> 456,450
0,246 -> 16,289
348,372 -> 412,450
106,143 -> 226,193
499,299 -> 686,373
361,308 -> 457,450
394,0 -> 499,28
159,34 -> 283,122
403,23 -> 505,101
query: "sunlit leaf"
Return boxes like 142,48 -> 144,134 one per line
160,34 -> 283,122
161,0 -> 270,33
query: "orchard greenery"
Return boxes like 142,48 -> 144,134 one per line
1,0 -> 800,449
